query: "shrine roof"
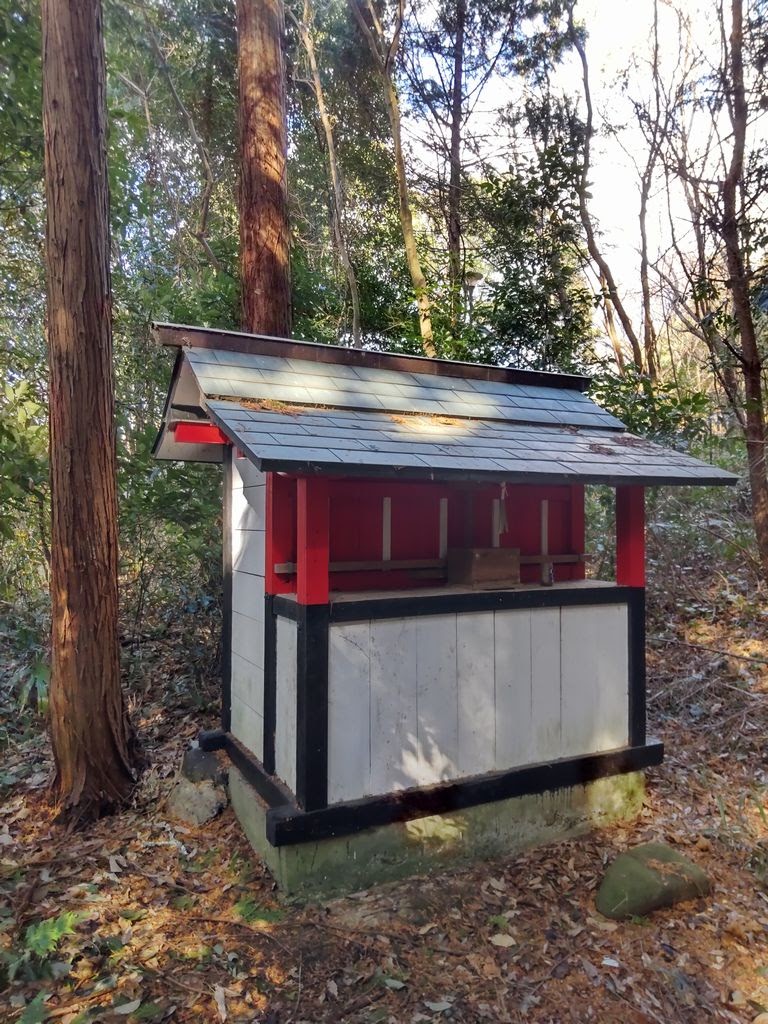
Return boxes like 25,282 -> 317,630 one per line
152,323 -> 737,487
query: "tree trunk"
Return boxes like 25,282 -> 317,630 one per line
42,0 -> 136,821
722,0 -> 768,575
296,1 -> 362,347
351,0 -> 436,357
237,0 -> 292,335
447,0 -> 466,333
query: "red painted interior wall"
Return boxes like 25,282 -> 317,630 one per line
265,474 -> 586,596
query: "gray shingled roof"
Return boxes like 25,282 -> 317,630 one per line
203,400 -> 734,486
184,346 -> 624,431
152,341 -> 736,487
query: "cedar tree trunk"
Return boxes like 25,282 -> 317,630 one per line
42,0 -> 136,820
237,0 -> 292,335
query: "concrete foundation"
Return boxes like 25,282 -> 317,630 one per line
229,768 -> 645,899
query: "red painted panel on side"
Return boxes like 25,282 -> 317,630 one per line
173,421 -> 228,445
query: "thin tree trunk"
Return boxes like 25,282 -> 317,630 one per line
638,0 -> 661,379
351,0 -> 436,356
42,0 -> 136,821
237,0 -> 292,335
722,0 -> 768,575
600,272 -> 626,373
295,1 -> 362,347
447,0 -> 466,333
567,3 -> 644,373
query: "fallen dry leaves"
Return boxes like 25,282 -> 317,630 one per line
2,545 -> 768,1021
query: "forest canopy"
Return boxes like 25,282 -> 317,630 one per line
1,0 -> 765,673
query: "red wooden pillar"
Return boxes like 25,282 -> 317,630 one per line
569,484 -> 586,581
616,486 -> 645,586
265,472 -> 294,595
297,476 -> 330,605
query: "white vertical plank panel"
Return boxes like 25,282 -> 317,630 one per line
275,617 -> 298,793
231,570 -> 265,623
328,622 -> 372,802
230,693 -> 264,758
232,529 -> 265,576
529,608 -> 561,763
370,617 -> 418,794
560,604 -> 628,758
415,614 -> 458,785
231,650 -> 263,710
232,483 -> 265,532
231,611 -> 264,670
494,608 -> 532,767
457,612 -> 496,776
231,456 -> 263,490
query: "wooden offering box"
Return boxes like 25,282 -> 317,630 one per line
447,547 -> 521,588
152,321 -> 736,889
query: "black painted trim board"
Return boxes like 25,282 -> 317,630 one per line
627,588 -> 646,746
273,584 -> 639,625
267,740 -> 663,846
294,605 -> 330,812
262,595 -> 277,775
221,447 -> 233,732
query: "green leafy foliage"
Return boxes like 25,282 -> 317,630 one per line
590,368 -> 711,444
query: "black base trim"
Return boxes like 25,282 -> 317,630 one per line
267,741 -> 663,846
207,737 -> 662,847
274,585 -> 639,625
329,584 -> 638,623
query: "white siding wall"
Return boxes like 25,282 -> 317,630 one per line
275,617 -> 298,792
229,455 -> 265,759
327,603 -> 629,803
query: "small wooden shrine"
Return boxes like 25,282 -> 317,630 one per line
153,322 -> 735,893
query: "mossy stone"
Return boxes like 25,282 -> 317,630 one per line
596,842 -> 710,920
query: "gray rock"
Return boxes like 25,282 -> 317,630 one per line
166,777 -> 228,826
596,842 -> 711,920
182,746 -> 227,785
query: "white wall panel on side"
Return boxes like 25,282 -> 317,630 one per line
494,609 -> 532,767
327,622 -> 371,803
560,604 -> 628,759
232,483 -> 265,532
232,529 -> 265,576
232,570 -> 265,623
231,650 -> 264,722
232,455 -> 264,490
370,617 -> 418,795
529,608 -> 562,763
231,611 -> 265,671
275,617 -> 298,793
457,612 -> 496,776
230,693 -> 264,758
415,614 -> 458,785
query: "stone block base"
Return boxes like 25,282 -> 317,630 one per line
229,768 -> 645,899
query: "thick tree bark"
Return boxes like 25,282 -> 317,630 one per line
295,1 -> 362,347
237,0 -> 292,335
722,0 -> 768,575
351,0 -> 436,357
447,0 -> 466,333
42,0 -> 136,820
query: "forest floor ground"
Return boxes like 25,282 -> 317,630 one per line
3,540 -> 768,1023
